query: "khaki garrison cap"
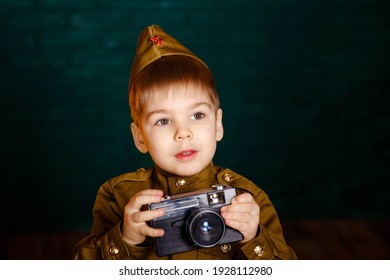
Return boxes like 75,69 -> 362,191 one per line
128,25 -> 208,89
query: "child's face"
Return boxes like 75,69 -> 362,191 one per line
131,84 -> 223,177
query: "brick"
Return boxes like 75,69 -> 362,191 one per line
98,31 -> 135,49
70,49 -> 128,68
38,0 -> 96,8
68,12 -> 132,31
0,32 -> 36,47
6,49 -> 67,67
127,12 -> 188,31
98,0 -> 156,9
8,11 -> 65,30
0,0 -> 33,8
1,0 -> 389,229
41,30 -> 97,48
99,0 -> 216,9
188,10 -> 246,27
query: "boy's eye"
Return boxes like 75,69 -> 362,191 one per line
191,112 -> 205,120
155,118 -> 171,126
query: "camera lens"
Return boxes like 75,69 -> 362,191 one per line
186,207 -> 226,247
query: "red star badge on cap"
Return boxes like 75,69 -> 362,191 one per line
150,34 -> 163,46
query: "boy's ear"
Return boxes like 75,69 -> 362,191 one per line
216,108 -> 224,141
130,122 -> 148,153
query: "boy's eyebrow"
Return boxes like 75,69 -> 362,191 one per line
145,102 -> 213,120
145,109 -> 169,120
192,102 -> 213,110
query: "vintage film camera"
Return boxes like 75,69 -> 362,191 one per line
148,184 -> 243,256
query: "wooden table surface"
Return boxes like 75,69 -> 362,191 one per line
1,219 -> 389,259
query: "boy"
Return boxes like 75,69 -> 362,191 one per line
73,25 -> 297,260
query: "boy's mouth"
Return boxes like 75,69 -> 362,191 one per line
175,149 -> 198,160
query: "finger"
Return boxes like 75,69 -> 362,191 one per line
128,191 -> 163,210
221,210 -> 254,223
123,225 -> 164,245
223,218 -> 256,241
140,225 -> 165,238
221,201 -> 259,216
133,208 -> 164,223
224,217 -> 246,229
223,211 -> 259,240
137,189 -> 164,196
231,192 -> 254,204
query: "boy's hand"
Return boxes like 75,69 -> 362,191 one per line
220,192 -> 260,242
122,189 -> 165,245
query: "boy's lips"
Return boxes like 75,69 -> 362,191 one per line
175,149 -> 198,160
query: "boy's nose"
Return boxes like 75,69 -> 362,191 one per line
174,126 -> 192,141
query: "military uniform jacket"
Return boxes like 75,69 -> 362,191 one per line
73,163 -> 297,260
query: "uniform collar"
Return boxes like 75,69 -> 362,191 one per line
153,162 -> 218,195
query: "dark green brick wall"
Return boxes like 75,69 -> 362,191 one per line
1,0 -> 389,232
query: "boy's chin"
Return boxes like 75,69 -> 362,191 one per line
166,164 -> 207,177
171,169 -> 200,177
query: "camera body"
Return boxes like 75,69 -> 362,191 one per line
148,184 -> 243,256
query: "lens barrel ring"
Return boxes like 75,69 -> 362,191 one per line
185,207 -> 226,248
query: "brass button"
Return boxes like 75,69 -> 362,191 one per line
176,178 -> 186,187
222,173 -> 233,182
254,245 -> 264,257
137,168 -> 146,172
220,243 -> 231,253
109,246 -> 119,255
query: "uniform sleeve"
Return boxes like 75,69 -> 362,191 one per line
237,191 -> 297,260
73,180 -> 156,260
218,169 -> 297,260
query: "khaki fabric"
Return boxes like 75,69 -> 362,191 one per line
129,25 -> 208,89
73,163 -> 297,260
